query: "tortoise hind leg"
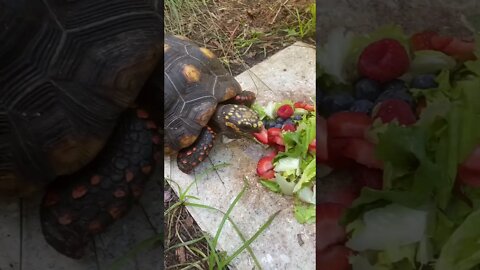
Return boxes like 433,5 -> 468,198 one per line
40,108 -> 160,259
177,126 -> 216,174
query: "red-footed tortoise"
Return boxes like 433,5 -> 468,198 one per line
0,0 -> 262,260
163,35 -> 263,173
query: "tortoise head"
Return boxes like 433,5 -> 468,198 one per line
212,104 -> 263,138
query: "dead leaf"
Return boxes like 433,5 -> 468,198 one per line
176,246 -> 187,263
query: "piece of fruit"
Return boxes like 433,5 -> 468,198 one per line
256,155 -> 275,180
318,172 -> 360,207
308,139 -> 316,154
382,79 -> 408,92
354,78 -> 382,101
410,30 -> 437,51
441,37 -> 476,61
317,203 -> 347,251
317,245 -> 352,270
253,128 -> 269,144
373,99 -> 416,126
326,138 -> 355,169
358,38 -> 410,83
458,165 -> 480,188
375,88 -> 415,108
282,123 -> 296,132
462,145 -> 480,171
304,104 -> 315,111
277,104 -> 294,119
267,127 -> 282,144
318,116 -> 328,162
275,144 -> 286,152
352,166 -> 383,190
343,138 -> 383,169
411,74 -> 438,89
349,100 -> 374,114
321,93 -> 355,115
327,112 -> 373,139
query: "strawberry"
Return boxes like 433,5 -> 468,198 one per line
441,37 -> 476,61
318,116 -> 328,162
317,203 -> 347,251
282,123 -> 296,132
458,165 -> 480,188
343,138 -> 383,169
410,30 -> 437,51
430,34 -> 453,50
327,112 -> 373,139
358,38 -> 410,83
352,165 -> 383,190
294,101 -> 307,109
373,99 -> 416,126
326,138 -> 356,169
277,104 -> 294,119
462,145 -> 480,171
267,127 -> 283,145
308,139 -> 316,154
304,104 -> 315,111
275,144 -> 286,152
317,245 -> 352,270
253,127 -> 269,144
318,175 -> 360,207
256,155 -> 275,180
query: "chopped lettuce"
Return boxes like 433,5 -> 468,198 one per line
409,50 -> 457,76
293,199 -> 316,224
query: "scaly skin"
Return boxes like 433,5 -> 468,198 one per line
40,108 -> 160,259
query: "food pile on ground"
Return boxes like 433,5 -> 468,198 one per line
251,100 -> 316,224
317,25 -> 480,270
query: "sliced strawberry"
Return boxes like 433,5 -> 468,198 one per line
318,174 -> 360,207
352,165 -> 383,190
462,145 -> 480,171
441,37 -> 476,61
431,35 -> 453,50
308,139 -> 316,154
358,38 -> 410,83
317,203 -> 347,251
317,245 -> 352,270
373,99 -> 416,126
327,138 -> 356,169
294,101 -> 307,109
272,136 -> 285,146
304,104 -> 315,111
257,155 -> 275,180
318,116 -> 328,162
277,104 -> 294,119
267,127 -> 282,145
327,112 -> 373,139
458,165 -> 480,188
275,144 -> 286,152
343,138 -> 383,169
282,123 -> 296,132
410,30 -> 437,51
253,127 -> 269,144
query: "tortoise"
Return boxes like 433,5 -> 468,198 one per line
163,35 -> 263,173
0,0 -> 262,260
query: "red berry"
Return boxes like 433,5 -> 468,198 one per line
253,128 -> 269,144
327,112 -> 373,139
277,104 -> 294,119
317,203 -> 347,251
267,127 -> 283,145
410,30 -> 437,51
373,99 -> 416,126
343,138 -> 383,169
358,38 -> 410,83
308,139 -> 316,154
256,156 -> 275,180
317,245 -> 352,270
282,123 -> 296,132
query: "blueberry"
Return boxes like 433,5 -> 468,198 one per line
350,100 -> 374,114
383,79 -> 408,92
354,78 -> 382,102
284,118 -> 294,125
274,123 -> 283,128
376,89 -> 414,107
321,93 -> 354,115
276,117 -> 285,124
267,119 -> 276,128
293,115 -> 302,121
411,74 -> 438,89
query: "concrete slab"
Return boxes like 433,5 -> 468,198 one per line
166,42 -> 316,270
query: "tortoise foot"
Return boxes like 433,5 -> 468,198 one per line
232,90 -> 256,107
40,109 -> 158,259
177,126 -> 216,174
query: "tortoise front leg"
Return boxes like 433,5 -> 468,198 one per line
40,108 -> 160,259
231,90 -> 256,107
177,126 -> 216,174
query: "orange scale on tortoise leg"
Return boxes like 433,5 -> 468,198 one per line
125,170 -> 134,183
72,185 -> 88,199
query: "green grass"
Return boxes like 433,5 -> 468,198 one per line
282,3 -> 316,39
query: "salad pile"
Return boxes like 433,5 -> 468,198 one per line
318,25 -> 480,270
251,100 -> 317,224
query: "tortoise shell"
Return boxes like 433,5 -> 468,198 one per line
0,0 -> 162,195
164,35 -> 243,153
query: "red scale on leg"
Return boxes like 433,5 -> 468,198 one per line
72,185 -> 88,199
90,175 -> 102,186
125,170 -> 134,183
